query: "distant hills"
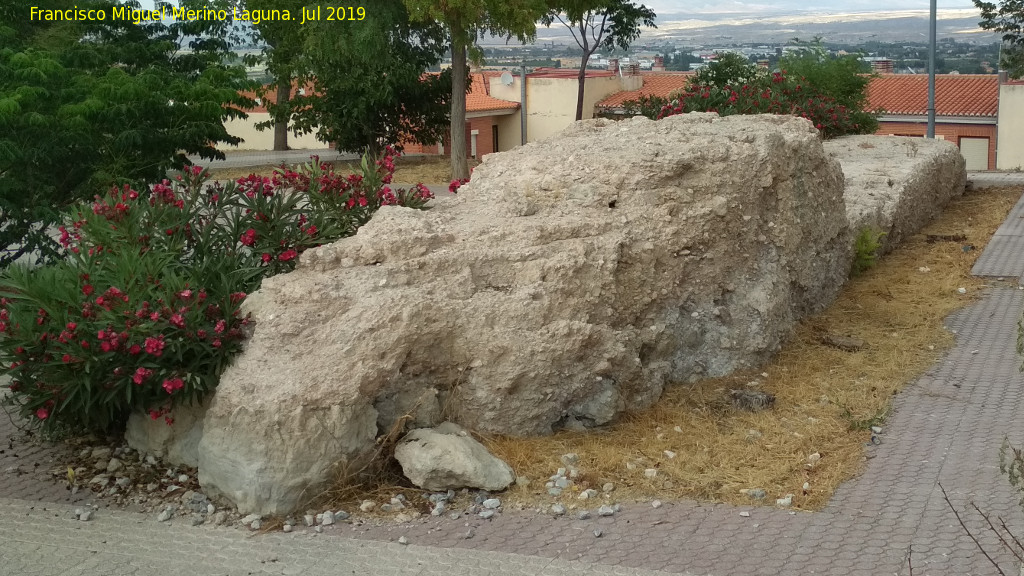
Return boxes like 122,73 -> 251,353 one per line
534,7 -> 1001,45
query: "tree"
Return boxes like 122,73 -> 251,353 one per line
542,0 -> 655,121
0,0 -> 252,267
975,0 -> 1024,77
244,0 -> 308,150
404,0 -> 546,180
290,0 -> 452,155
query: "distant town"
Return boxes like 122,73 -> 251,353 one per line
470,38 -> 1002,76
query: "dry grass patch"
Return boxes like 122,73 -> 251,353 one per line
483,185 -> 1021,512
205,155 -> 471,185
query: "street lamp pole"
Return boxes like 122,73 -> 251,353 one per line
927,0 -> 936,138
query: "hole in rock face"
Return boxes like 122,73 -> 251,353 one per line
608,200 -> 617,209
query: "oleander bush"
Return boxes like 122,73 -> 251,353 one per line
0,148 -> 432,433
623,51 -> 878,139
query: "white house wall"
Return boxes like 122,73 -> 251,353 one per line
223,113 -> 331,151
997,83 -> 1024,170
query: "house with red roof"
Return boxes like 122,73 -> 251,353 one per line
866,74 -> 999,170
403,72 -> 522,159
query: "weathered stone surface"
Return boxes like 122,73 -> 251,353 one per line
125,401 -> 206,468
155,113 -> 852,514
394,423 -> 515,491
825,135 -> 966,253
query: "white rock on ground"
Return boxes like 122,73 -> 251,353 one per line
825,135 -> 966,253
394,423 -> 515,491
129,113 -> 853,515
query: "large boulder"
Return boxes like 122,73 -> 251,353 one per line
394,422 -> 515,491
142,113 -> 852,515
825,135 -> 966,252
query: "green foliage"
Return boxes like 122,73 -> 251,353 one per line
0,150 -> 434,434
621,94 -> 670,120
851,227 -> 886,276
654,54 -> 879,139
0,0 -> 253,268
780,40 -> 879,134
975,0 -> 1024,77
691,52 -> 762,88
292,0 -> 452,155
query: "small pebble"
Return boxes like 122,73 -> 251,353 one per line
602,482 -> 615,493
482,498 -> 501,509
644,468 -> 658,479
464,529 -> 474,539
663,450 -> 677,459
578,489 -> 598,500
303,514 -> 315,526
776,495 -> 793,507
593,529 -> 603,538
398,536 -> 408,545
479,509 -> 496,519
551,504 -> 566,516
577,511 -> 591,520
957,287 -> 967,294
191,515 -> 205,526
178,474 -> 188,483
597,505 -> 615,517
250,519 -> 261,530
651,500 -> 663,508
283,524 -> 292,533
359,500 -> 376,512
78,509 -> 93,522
739,511 -> 750,517
157,507 -> 173,522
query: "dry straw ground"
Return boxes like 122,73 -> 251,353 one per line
309,183 -> 1020,516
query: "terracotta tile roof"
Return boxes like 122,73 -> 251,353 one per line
467,73 -> 520,113
866,74 -> 998,117
595,73 -> 694,109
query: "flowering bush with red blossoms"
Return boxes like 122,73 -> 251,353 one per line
623,68 -> 877,140
0,148 -> 433,433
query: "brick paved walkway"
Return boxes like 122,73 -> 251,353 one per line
4,173 -> 1024,575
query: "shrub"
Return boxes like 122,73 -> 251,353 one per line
621,51 -> 878,139
656,70 -> 872,139
851,227 -> 886,276
0,148 -> 432,433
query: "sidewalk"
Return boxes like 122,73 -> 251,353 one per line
4,173 -> 1024,575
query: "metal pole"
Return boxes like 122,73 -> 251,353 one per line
927,0 -> 936,138
520,64 -> 527,145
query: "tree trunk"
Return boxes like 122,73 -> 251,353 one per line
450,41 -> 470,181
575,53 -> 590,121
273,81 -> 290,151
